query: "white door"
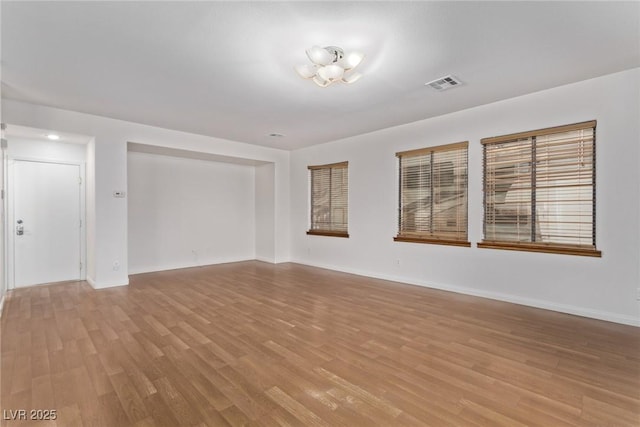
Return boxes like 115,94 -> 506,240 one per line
13,160 -> 81,287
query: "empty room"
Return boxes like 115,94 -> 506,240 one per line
1,1 -> 639,426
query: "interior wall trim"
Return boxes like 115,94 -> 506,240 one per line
127,256 -> 256,276
291,259 -> 640,327
86,275 -> 129,290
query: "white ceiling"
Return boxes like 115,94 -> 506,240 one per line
2,1 -> 639,150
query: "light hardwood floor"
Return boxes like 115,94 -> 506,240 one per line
1,261 -> 639,426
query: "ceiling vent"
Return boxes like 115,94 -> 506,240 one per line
426,75 -> 463,91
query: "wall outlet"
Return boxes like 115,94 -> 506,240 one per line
113,261 -> 120,271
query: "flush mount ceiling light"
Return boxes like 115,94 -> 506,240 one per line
46,134 -> 60,140
295,46 -> 365,87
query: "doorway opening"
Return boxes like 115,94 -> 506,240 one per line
5,124 -> 91,289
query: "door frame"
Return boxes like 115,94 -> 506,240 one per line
7,156 -> 86,290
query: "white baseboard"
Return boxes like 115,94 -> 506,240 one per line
292,259 -> 640,327
128,257 -> 255,276
0,294 -> 4,318
86,275 -> 129,290
255,256 -> 276,264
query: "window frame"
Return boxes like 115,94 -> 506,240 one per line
394,141 -> 470,247
478,120 -> 601,257
307,161 -> 349,238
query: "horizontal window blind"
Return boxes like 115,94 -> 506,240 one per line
480,121 -> 600,256
308,162 -> 348,237
395,142 -> 469,246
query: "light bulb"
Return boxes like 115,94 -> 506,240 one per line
318,64 -> 344,81
306,46 -> 332,66
295,64 -> 316,79
341,51 -> 364,70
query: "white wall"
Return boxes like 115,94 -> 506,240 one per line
2,99 -> 290,288
290,68 -> 640,326
128,151 -> 256,274
255,163 -> 275,262
86,139 -> 96,281
0,0 -> 4,314
0,140 -> 4,312
0,141 -> 3,313
8,138 -> 86,162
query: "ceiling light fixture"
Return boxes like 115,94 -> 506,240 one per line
295,46 -> 364,87
46,134 -> 60,140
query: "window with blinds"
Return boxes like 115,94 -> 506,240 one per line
479,121 -> 600,256
395,142 -> 469,246
307,162 -> 349,237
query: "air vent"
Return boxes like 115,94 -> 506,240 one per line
426,75 -> 463,91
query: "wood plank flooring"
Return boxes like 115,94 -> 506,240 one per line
1,261 -> 639,426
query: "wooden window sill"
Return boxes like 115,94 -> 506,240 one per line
307,230 -> 349,238
477,241 -> 601,257
394,236 -> 471,247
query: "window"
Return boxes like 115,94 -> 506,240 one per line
395,142 -> 469,246
307,162 -> 349,237
479,121 -> 600,256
